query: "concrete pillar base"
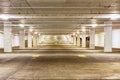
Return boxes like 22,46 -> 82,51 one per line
4,21 -> 12,52
104,21 -> 112,52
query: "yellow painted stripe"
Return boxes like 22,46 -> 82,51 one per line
77,54 -> 86,58
32,54 -> 41,58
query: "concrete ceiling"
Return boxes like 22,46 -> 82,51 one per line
0,0 -> 120,35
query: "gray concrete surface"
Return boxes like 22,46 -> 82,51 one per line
0,45 -> 120,80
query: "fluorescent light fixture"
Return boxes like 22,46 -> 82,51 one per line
21,19 -> 25,24
76,30 -> 80,34
86,35 -> 89,37
29,29 -> 33,32
34,32 -> 38,34
91,19 -> 97,22
110,14 -> 120,20
0,14 -> 24,20
92,24 -> 97,28
19,24 -> 24,28
82,27 -> 86,32
73,32 -> 75,36
0,14 -> 10,20
80,35 -> 82,38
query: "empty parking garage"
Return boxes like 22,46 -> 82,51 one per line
0,0 -> 120,80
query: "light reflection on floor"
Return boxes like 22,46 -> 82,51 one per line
0,45 -> 120,79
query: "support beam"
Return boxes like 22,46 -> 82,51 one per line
19,28 -> 25,49
38,35 -> 42,44
104,21 -> 112,52
37,35 -> 40,46
73,36 -> 77,45
33,34 -> 37,47
4,21 -> 12,52
90,28 -> 95,49
28,32 -> 32,48
77,34 -> 80,46
82,32 -> 86,48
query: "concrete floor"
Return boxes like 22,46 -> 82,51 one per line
0,45 -> 120,80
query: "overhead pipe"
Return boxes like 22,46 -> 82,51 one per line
0,6 -> 106,9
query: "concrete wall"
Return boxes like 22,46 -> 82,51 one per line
95,29 -> 120,48
40,35 -> 73,44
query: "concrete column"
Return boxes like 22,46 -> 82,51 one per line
82,32 -> 86,48
90,28 -> 95,49
37,35 -> 40,46
28,32 -> 32,48
73,36 -> 77,45
4,21 -> 12,52
104,21 -> 112,52
38,35 -> 41,44
77,34 -> 80,46
33,34 -> 37,47
19,28 -> 25,49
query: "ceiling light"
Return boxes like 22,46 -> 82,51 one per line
92,24 -> 97,28
91,19 -> 97,22
34,32 -> 38,34
110,14 -> 120,20
73,32 -> 76,36
76,30 -> 80,34
29,29 -> 33,32
82,27 -> 86,32
19,24 -> 24,28
21,19 -> 25,24
0,14 -> 10,20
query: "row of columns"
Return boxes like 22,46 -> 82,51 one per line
74,32 -> 87,48
3,21 -> 39,52
73,21 -> 112,52
28,33 -> 39,48
3,21 -> 112,52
